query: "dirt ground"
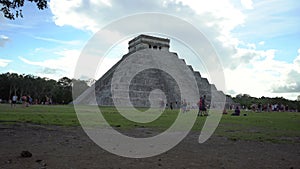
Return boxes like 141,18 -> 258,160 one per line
0,123 -> 299,169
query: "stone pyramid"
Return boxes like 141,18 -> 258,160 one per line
74,34 -> 234,108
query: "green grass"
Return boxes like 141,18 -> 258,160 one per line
0,104 -> 299,143
216,111 -> 300,143
0,104 -> 78,126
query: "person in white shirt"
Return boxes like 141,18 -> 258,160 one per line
11,95 -> 18,108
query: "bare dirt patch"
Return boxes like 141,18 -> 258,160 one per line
0,123 -> 299,169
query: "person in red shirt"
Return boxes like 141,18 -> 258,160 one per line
197,97 -> 203,116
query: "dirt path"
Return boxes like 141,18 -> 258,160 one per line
0,123 -> 299,169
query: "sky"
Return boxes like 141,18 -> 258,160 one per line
0,0 -> 299,100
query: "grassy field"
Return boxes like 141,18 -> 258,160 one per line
0,104 -> 299,143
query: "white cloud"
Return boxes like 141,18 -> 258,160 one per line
271,48 -> 300,95
34,36 -> 81,45
49,0 -> 248,70
178,0 -> 245,32
0,59 -> 12,67
240,0 -> 253,9
49,0 -> 245,35
0,35 -> 9,47
258,41 -> 265,45
19,49 -> 80,79
18,47 -> 122,80
47,0 -> 300,100
47,0 -> 246,80
49,0 -> 106,32
293,48 -> 300,71
225,48 -> 300,100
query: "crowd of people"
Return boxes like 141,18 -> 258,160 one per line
160,95 -> 265,117
8,94 -> 295,115
9,94 -> 53,108
160,95 -> 209,116
251,103 -> 290,112
228,103 -> 293,112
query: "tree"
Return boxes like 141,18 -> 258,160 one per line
0,72 -> 90,104
0,73 -> 10,100
8,73 -> 20,99
56,77 -> 73,104
0,0 -> 47,20
233,93 -> 300,111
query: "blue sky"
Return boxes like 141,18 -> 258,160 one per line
0,0 -> 299,100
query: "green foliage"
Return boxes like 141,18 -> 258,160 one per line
0,0 -> 47,19
233,93 -> 300,111
0,72 -> 89,104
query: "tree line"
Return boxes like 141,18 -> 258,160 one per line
232,94 -> 300,112
0,72 -> 89,104
1,72 -> 299,110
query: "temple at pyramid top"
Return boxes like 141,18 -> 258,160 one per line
128,34 -> 170,53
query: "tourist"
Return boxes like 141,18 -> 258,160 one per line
11,95 -> 18,108
45,95 -> 49,105
28,95 -> 32,105
186,102 -> 191,111
159,99 -> 165,111
170,102 -> 173,110
223,108 -> 228,114
181,99 -> 187,113
202,95 -> 208,116
21,95 -> 27,107
197,97 -> 203,116
49,97 -> 53,105
231,106 -> 240,116
258,103 -> 262,112
175,101 -> 178,109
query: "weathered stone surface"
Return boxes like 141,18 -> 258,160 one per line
74,34 -> 234,108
